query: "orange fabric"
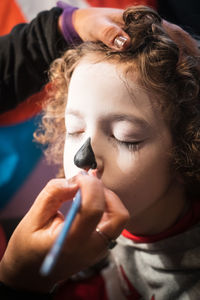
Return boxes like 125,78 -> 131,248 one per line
0,89 -> 45,126
0,0 -> 26,35
86,0 -> 157,9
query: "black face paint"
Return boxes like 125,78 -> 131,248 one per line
74,137 -> 97,169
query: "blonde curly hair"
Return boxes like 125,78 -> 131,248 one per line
35,6 -> 200,197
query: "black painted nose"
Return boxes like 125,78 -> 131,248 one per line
74,137 -> 97,170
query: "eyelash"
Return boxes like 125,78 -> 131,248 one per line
66,131 -> 84,137
110,136 -> 141,151
117,140 -> 140,151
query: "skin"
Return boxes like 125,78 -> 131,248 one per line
64,60 -> 187,235
58,6 -> 130,50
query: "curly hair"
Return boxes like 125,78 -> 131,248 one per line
35,6 -> 200,196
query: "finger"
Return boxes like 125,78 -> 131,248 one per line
66,174 -> 106,244
97,188 -> 129,239
162,20 -> 199,55
99,23 -> 130,50
28,178 -> 79,228
87,188 -> 129,253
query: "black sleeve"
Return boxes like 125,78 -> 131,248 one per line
0,7 -> 68,114
157,0 -> 200,36
0,282 -> 53,299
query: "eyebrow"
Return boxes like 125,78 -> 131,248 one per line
66,110 -> 151,129
66,109 -> 82,118
107,114 -> 150,129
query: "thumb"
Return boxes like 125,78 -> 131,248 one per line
27,178 -> 78,229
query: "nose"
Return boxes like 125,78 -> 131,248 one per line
74,137 -> 97,170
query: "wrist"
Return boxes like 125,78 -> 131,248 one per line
57,1 -> 82,44
0,256 -> 55,293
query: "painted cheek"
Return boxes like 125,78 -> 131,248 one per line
63,139 -> 80,179
116,146 -> 137,174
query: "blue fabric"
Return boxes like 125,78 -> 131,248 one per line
0,116 -> 42,209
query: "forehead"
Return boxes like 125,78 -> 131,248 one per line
68,60 -> 131,99
68,60 -> 144,104
66,60 -> 162,128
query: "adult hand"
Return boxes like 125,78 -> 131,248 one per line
58,4 -> 130,50
0,174 -> 129,293
73,7 -> 130,50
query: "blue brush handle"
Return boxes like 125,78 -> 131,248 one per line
40,189 -> 81,276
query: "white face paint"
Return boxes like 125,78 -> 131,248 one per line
63,60 -> 185,234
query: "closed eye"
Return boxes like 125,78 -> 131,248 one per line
66,130 -> 85,137
117,140 -> 141,151
110,135 -> 142,151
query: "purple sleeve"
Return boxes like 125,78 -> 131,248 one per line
57,1 -> 82,45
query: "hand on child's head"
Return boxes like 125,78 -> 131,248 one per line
72,7 -> 130,50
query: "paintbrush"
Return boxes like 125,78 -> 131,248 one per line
40,188 -> 82,276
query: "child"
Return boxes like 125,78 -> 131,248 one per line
36,5 -> 200,299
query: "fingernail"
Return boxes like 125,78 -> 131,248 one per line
114,36 -> 128,49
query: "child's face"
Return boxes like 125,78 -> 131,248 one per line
64,61 -> 185,234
